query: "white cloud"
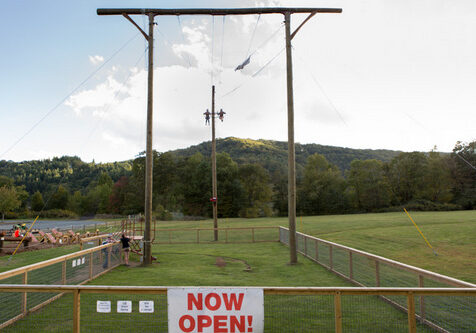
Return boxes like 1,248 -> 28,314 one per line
88,55 -> 104,65
62,0 -> 476,162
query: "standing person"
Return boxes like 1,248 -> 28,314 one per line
120,233 -> 131,266
102,235 -> 114,269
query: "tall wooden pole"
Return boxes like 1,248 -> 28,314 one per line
211,85 -> 218,241
285,12 -> 297,264
143,13 -> 154,265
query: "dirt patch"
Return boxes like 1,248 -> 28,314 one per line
215,257 -> 227,267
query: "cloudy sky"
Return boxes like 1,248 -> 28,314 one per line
1,0 -> 475,162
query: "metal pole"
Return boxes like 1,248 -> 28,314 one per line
143,13 -> 154,265
211,85 -> 218,241
285,12 -> 297,264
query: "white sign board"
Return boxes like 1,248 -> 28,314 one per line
97,301 -> 111,313
139,300 -> 154,313
82,257 -> 85,264
117,300 -> 132,313
168,288 -> 264,333
72,260 -> 76,268
76,259 -> 82,266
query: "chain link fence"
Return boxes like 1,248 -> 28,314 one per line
280,227 -> 476,332
0,242 -> 121,330
0,286 -> 473,332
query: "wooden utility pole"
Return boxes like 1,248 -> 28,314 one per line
211,85 -> 218,241
106,12 -> 156,265
143,13 -> 154,265
97,6 -> 341,266
284,12 -> 297,264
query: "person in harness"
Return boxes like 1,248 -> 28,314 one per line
218,109 -> 226,122
204,109 -> 211,125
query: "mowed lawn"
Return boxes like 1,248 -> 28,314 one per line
3,243 -> 432,333
152,210 -> 476,283
1,211 -> 473,332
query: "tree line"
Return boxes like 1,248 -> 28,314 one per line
0,140 -> 474,220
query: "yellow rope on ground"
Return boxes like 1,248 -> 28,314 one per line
403,208 -> 437,256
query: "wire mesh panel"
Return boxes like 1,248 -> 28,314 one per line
27,262 -> 63,311
66,256 -> 90,285
422,295 -> 476,332
80,293 -> 167,332
2,292 -> 74,333
332,246 -> 350,278
154,227 -> 278,244
0,275 -> 23,327
317,241 -> 331,268
264,294 -> 335,332
351,254 -> 379,286
341,295 -> 416,333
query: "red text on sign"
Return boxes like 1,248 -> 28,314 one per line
178,315 -> 253,333
187,293 -> 244,311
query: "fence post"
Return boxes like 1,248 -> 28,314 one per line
407,292 -> 416,333
168,230 -> 171,244
225,229 -> 228,243
74,289 -> 80,333
419,275 -> 425,321
375,261 -> 380,287
315,239 -> 319,262
349,252 -> 353,280
22,272 -> 27,315
107,246 -> 111,269
329,245 -> 334,271
334,291 -> 342,333
252,228 -> 255,243
62,259 -> 67,285
89,252 -> 93,280
196,229 -> 200,244
304,236 -> 308,256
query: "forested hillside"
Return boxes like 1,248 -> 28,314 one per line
0,139 -> 474,220
174,137 -> 401,175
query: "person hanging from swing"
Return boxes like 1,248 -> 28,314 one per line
204,109 -> 211,125
218,109 -> 226,122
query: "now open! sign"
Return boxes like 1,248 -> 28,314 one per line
168,288 -> 264,333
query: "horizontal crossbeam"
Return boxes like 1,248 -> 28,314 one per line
97,7 -> 342,16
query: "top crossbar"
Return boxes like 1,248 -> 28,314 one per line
97,7 -> 342,16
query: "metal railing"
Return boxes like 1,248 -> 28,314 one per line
0,242 -> 122,329
153,226 -> 280,244
279,227 -> 476,332
0,285 -> 473,332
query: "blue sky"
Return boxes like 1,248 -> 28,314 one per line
1,0 -> 475,162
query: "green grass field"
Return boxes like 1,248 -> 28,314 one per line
3,243 -> 433,332
152,210 -> 476,283
1,210 -> 474,332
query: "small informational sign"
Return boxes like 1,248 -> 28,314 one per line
72,260 -> 76,268
97,301 -> 111,313
168,288 -> 264,333
139,300 -> 154,313
76,259 -> 82,266
117,300 -> 132,313
82,257 -> 85,264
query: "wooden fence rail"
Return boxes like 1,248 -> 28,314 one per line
0,285 -> 474,333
